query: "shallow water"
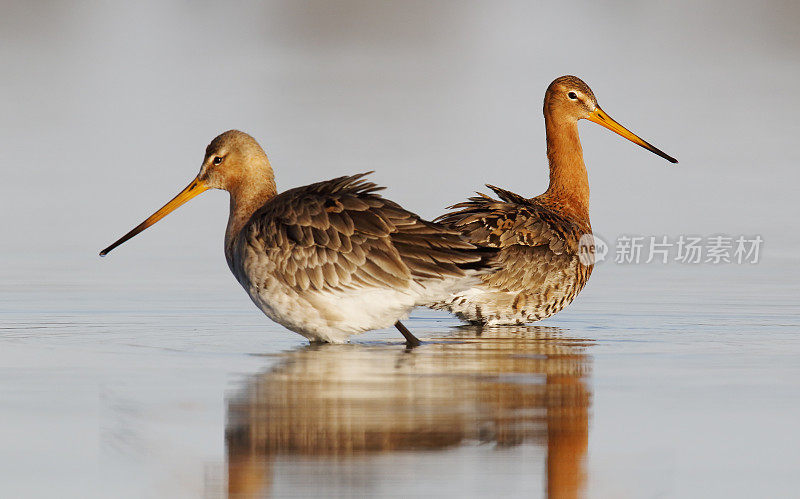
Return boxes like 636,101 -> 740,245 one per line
1,254 -> 799,498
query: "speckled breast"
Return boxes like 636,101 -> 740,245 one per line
440,232 -> 595,326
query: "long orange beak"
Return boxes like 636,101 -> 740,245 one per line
99,178 -> 209,256
586,107 -> 677,164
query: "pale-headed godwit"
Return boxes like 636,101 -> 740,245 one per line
434,75 -> 677,325
100,130 -> 495,345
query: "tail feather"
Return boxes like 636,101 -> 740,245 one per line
455,246 -> 499,273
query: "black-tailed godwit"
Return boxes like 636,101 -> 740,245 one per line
100,130 -> 495,345
435,76 -> 676,325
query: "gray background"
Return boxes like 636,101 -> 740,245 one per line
2,0 -> 798,277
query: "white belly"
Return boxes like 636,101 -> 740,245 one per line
242,278 -> 418,343
238,272 -> 484,343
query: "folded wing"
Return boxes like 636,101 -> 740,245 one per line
232,173 -> 493,295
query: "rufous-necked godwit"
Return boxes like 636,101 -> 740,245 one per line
434,75 -> 677,325
100,130 -> 495,345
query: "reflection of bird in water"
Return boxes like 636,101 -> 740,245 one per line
226,327 -> 592,498
435,75 -> 677,326
100,130 -> 494,345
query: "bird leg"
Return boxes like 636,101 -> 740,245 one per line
394,321 -> 421,347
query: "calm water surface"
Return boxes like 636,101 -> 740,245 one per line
1,252 -> 799,498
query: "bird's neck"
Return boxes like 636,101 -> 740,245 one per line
543,114 -> 590,220
224,175 -> 277,262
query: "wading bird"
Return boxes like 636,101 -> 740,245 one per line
434,75 -> 677,325
100,130 -> 494,345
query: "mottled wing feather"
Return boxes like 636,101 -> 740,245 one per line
435,184 -> 592,293
235,173 -> 486,294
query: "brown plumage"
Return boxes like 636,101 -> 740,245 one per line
434,75 -> 677,325
100,131 -> 495,344
230,172 -> 490,297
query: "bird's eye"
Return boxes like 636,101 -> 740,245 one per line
213,156 -> 223,165
568,91 -> 578,100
